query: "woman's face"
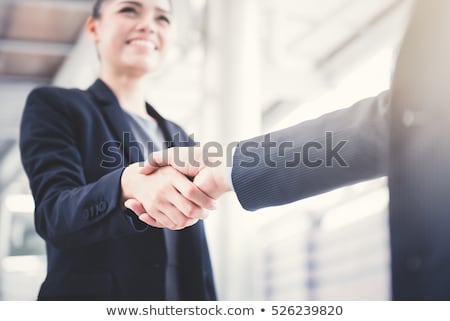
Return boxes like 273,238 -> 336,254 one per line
87,0 -> 173,76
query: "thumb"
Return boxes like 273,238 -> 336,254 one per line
138,161 -> 160,175
139,150 -> 168,175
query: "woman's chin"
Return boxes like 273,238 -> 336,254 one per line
123,62 -> 160,77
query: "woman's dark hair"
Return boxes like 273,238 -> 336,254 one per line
92,0 -> 105,19
92,0 -> 173,19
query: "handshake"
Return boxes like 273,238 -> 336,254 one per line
121,147 -> 233,230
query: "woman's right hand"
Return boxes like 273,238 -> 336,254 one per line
121,162 -> 216,230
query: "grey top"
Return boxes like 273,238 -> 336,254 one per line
124,110 -> 180,301
124,110 -> 165,158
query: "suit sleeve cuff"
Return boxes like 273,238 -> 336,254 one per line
226,147 -> 236,191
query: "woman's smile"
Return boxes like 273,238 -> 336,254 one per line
126,37 -> 159,53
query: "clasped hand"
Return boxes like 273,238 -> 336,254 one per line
121,147 -> 231,230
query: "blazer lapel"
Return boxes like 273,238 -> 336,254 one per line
87,79 -> 144,164
145,102 -> 174,149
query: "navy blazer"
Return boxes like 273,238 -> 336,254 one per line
20,79 -> 216,300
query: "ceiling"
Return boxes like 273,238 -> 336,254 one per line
0,0 -> 90,81
0,0 -> 412,195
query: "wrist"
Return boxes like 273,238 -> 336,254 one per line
120,164 -> 137,202
213,162 -> 232,195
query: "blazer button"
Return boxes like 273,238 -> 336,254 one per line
97,200 -> 108,214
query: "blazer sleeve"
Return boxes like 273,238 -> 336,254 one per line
20,87 -> 146,249
232,91 -> 390,211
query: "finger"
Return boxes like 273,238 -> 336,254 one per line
173,174 -> 217,211
139,160 -> 162,175
171,217 -> 199,230
140,149 -> 172,175
165,186 -> 210,220
125,199 -> 165,228
155,197 -> 200,229
183,218 -> 200,229
147,207 -> 180,230
138,213 -> 165,229
141,148 -> 204,177
194,165 -> 231,200
124,199 -> 146,215
170,147 -> 204,177
139,157 -> 163,176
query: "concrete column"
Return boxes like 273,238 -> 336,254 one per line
201,0 -> 262,300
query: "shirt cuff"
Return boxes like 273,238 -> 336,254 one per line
226,147 -> 236,191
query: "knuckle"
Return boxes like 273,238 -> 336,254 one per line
153,198 -> 164,209
185,219 -> 198,228
159,218 -> 173,229
148,194 -> 158,204
162,218 -> 177,230
196,208 -> 206,217
147,210 -> 158,220
156,194 -> 170,207
184,204 -> 196,218
162,183 -> 172,192
168,223 -> 179,230
162,166 -> 175,175
178,217 -> 189,227
184,185 -> 197,199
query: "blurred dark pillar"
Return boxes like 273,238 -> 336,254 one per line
389,0 -> 450,300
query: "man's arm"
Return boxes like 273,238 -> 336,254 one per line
232,91 -> 390,210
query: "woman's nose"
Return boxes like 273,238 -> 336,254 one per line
137,15 -> 157,33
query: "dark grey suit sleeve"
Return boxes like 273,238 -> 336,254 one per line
232,91 -> 390,211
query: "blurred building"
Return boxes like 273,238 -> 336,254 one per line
0,0 -> 412,300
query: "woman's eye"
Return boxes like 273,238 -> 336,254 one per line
157,15 -> 171,24
119,7 -> 138,14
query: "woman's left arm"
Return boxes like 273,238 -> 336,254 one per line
20,87 -> 148,249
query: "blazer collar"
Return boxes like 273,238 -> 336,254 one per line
87,78 -> 118,106
87,79 -> 173,164
88,79 -> 144,163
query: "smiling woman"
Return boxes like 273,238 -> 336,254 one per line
19,0 -> 216,301
88,0 -> 174,76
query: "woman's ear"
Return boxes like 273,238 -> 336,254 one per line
85,17 -> 100,43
